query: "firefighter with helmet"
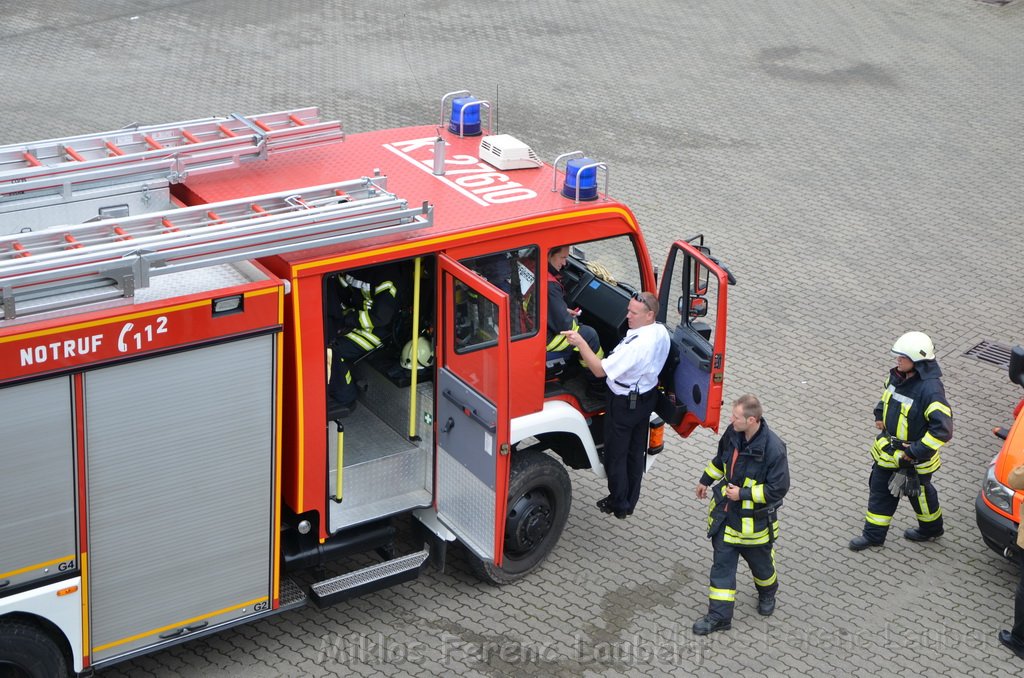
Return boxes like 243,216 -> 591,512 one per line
849,331 -> 953,550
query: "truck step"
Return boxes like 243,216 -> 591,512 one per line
310,548 -> 429,607
278,576 -> 308,611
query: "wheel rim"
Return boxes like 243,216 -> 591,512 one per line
503,487 -> 555,559
0,660 -> 31,678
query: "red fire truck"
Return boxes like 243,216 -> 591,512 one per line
0,92 -> 732,676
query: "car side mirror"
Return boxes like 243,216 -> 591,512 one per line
684,295 -> 708,319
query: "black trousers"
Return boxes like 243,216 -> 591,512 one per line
602,388 -> 657,513
329,335 -> 368,405
862,464 -> 943,544
707,530 -> 777,622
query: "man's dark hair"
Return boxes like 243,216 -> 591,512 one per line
548,245 -> 571,260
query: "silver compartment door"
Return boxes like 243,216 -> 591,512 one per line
0,377 -> 76,589
436,368 -> 499,560
435,254 -> 511,565
86,335 -> 276,662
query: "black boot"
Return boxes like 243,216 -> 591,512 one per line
904,527 -> 943,542
692,615 -> 731,636
848,535 -> 883,551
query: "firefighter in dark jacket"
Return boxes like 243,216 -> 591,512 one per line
849,331 -> 953,550
544,245 -> 602,362
693,394 -> 790,635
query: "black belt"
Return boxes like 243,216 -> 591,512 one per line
611,386 -> 657,399
752,499 -> 784,518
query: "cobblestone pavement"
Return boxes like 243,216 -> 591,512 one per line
3,0 -> 1024,675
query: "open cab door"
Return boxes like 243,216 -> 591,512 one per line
435,254 -> 512,566
656,235 -> 734,436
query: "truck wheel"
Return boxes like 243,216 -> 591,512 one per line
0,619 -> 68,678
470,449 -> 572,585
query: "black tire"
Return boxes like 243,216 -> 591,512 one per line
470,449 -> 572,585
0,619 -> 68,678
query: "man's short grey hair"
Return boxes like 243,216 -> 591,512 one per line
733,394 -> 763,421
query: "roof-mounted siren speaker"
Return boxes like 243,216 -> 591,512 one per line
479,134 -> 542,170
440,90 -> 492,138
552,151 -> 608,203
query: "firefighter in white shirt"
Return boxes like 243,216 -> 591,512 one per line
563,291 -> 670,518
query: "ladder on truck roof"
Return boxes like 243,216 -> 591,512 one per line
0,108 -> 344,206
0,175 -> 432,321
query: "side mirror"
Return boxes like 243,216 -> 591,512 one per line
692,262 -> 709,297
1010,345 -> 1024,388
685,295 -> 708,319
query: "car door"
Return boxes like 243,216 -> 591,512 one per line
435,254 -> 512,565
656,236 -> 732,435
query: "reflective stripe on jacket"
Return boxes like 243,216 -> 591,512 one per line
871,360 -> 952,474
545,268 -> 577,351
700,418 -> 790,546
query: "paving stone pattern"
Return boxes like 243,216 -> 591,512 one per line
2,1 -> 1023,675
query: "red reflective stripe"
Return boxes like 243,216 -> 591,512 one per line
724,446 -> 739,513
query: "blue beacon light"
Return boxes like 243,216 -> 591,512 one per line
561,158 -> 599,201
448,97 -> 482,136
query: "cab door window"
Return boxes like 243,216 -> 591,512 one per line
458,246 -> 539,344
680,258 -> 720,350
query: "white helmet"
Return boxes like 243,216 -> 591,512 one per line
891,331 -> 935,362
401,337 -> 434,370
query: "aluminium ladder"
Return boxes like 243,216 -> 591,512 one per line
0,108 -> 344,207
0,176 -> 431,321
